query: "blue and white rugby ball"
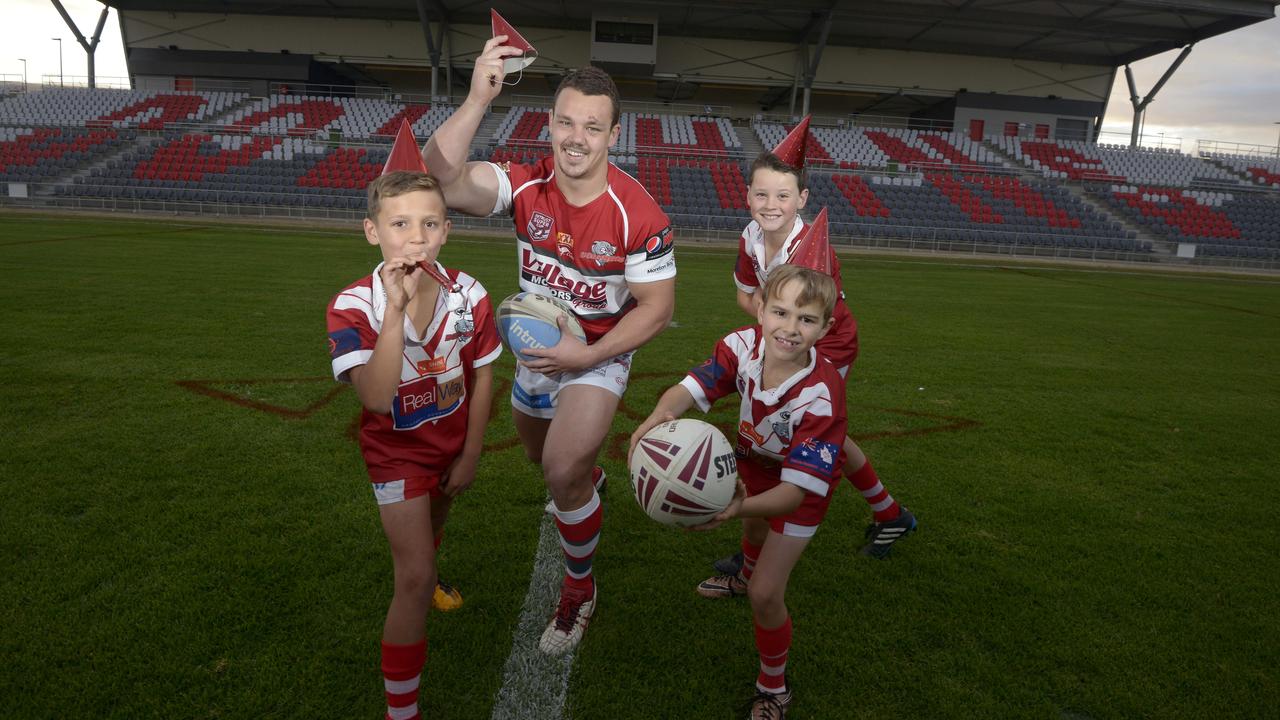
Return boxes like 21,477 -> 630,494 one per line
496,292 -> 587,363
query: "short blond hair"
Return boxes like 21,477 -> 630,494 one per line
366,171 -> 445,220
761,264 -> 837,322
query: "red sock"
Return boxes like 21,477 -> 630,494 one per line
553,489 -> 602,595
740,537 -> 762,582
753,616 -> 791,693
381,638 -> 426,720
847,459 -> 900,523
432,532 -> 443,551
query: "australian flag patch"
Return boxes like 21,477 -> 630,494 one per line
787,438 -> 839,478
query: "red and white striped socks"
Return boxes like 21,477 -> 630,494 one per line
380,638 -> 426,720
754,616 -> 792,694
552,488 -> 602,596
847,459 -> 901,523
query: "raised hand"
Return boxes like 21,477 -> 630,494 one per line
469,35 -> 528,106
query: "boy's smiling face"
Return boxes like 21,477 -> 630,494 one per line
363,189 -> 450,266
748,167 -> 809,236
757,277 -> 833,366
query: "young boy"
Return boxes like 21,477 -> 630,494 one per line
326,171 -> 501,720
715,120 -> 915,572
630,263 -> 846,719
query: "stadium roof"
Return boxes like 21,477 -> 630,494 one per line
101,0 -> 1278,66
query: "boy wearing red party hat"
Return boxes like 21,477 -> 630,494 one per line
712,121 -> 915,572
326,119 -> 502,720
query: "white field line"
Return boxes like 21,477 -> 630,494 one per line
489,511 -> 575,720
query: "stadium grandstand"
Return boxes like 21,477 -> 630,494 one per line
2,0 -> 1278,269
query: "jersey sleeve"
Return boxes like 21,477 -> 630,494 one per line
779,391 -> 846,497
733,233 -> 759,293
488,160 -> 536,216
679,332 -> 743,412
625,219 -> 676,283
326,291 -> 378,383
468,289 -> 502,368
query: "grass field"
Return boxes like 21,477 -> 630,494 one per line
2,211 -> 1278,719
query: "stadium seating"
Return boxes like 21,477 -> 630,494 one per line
6,85 -> 1277,263
754,123 -> 1002,172
494,106 -> 742,161
996,137 -> 1243,187
1202,152 -> 1280,189
0,126 -> 137,183
0,87 -> 244,129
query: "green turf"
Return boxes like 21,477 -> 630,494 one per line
1,212 -> 1278,719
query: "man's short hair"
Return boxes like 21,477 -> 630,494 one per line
761,263 -> 837,321
366,171 -> 445,220
554,66 -> 621,128
749,151 -> 808,192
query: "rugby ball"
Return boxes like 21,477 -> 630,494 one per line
630,419 -> 738,528
496,292 -> 587,362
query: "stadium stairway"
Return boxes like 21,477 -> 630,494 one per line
40,133 -> 167,196
1073,185 -> 1166,253
736,121 -> 766,161
475,110 -> 505,152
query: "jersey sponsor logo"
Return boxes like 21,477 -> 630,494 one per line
788,438 -> 839,477
328,327 -> 362,358
647,256 -> 675,274
527,211 -> 554,243
392,375 -> 465,429
582,240 -> 622,267
739,420 -> 766,446
415,356 -> 447,375
644,226 -> 674,261
520,248 -> 608,310
556,231 -> 574,260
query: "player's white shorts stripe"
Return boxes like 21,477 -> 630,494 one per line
384,676 -> 420,694
372,480 -> 407,505
781,522 -> 818,538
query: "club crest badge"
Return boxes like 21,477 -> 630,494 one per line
527,211 -> 554,243
587,240 -> 620,267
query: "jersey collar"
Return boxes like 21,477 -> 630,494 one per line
746,329 -> 819,406
370,260 -> 454,346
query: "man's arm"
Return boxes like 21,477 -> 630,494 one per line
422,35 -> 524,217
520,277 -> 675,376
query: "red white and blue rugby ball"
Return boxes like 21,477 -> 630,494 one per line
496,292 -> 587,362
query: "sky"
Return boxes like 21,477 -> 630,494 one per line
4,0 -> 1279,153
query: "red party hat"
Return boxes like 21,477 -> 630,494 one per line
382,118 -> 428,175
787,207 -> 833,276
491,9 -> 538,74
771,115 -> 811,169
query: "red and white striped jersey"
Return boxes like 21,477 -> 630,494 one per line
679,325 -> 847,498
489,157 -> 676,343
327,262 -> 501,481
734,216 -> 859,368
